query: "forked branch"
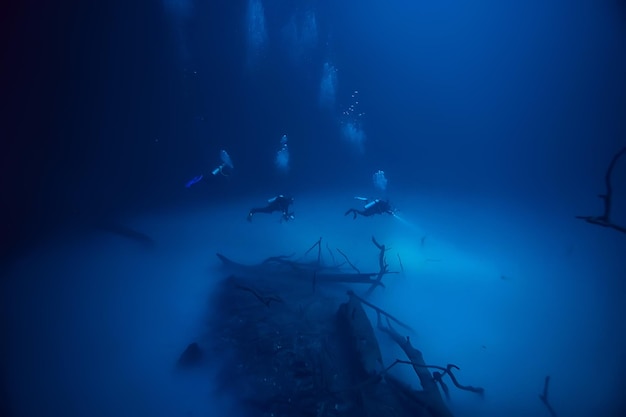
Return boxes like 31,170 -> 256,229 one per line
539,375 -> 558,417
576,147 -> 626,234
365,236 -> 392,297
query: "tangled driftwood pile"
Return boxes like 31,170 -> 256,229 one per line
190,237 -> 484,417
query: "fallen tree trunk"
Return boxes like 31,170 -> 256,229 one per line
377,314 -> 454,417
217,252 -> 383,285
188,241 -> 488,416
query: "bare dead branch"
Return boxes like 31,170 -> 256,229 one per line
376,313 -> 452,417
317,238 -> 322,263
325,242 -> 336,265
234,280 -> 284,307
577,147 -> 626,234
397,253 -> 404,272
433,372 -> 449,400
381,359 -> 483,397
365,236 -> 390,297
372,235 -> 384,250
336,248 -> 360,273
304,237 -> 323,260
348,290 -> 413,332
443,364 -> 484,396
539,375 -> 558,417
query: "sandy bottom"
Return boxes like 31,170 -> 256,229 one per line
2,189 -> 625,417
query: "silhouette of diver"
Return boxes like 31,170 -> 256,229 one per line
247,195 -> 295,222
344,198 -> 394,219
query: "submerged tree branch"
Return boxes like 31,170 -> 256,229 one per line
325,242 -> 336,265
539,375 -> 557,417
234,280 -> 283,307
377,314 -> 453,417
337,248 -> 360,273
576,147 -> 626,234
348,291 -> 413,332
397,253 -> 404,272
382,359 -> 484,397
365,236 -> 391,297
304,237 -> 323,263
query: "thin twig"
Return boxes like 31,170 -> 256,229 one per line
382,358 -> 444,374
539,375 -> 558,417
365,236 -> 390,297
336,248 -> 360,273
348,290 -> 413,331
234,281 -> 283,307
576,147 -> 626,234
304,237 -> 323,258
317,237 -> 322,264
305,238 -> 323,291
397,253 -> 404,272
326,242 -> 336,265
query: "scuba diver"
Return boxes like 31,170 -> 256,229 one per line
344,197 -> 395,219
247,195 -> 295,222
211,149 -> 234,176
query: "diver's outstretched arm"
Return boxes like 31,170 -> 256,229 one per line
247,206 -> 274,221
249,206 -> 274,215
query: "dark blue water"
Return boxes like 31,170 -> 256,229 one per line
2,1 -> 625,416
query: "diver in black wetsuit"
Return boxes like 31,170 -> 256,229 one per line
247,195 -> 295,222
344,198 -> 394,219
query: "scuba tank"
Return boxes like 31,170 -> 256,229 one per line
364,199 -> 379,210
